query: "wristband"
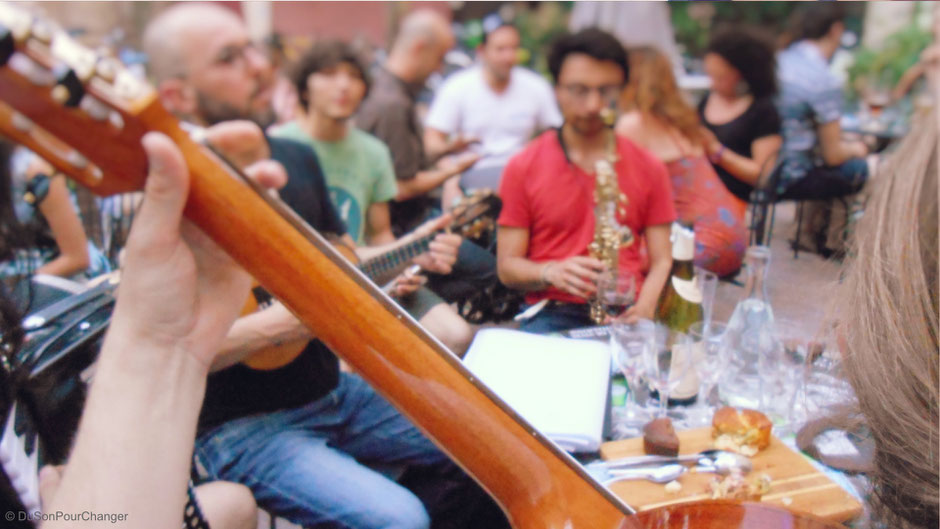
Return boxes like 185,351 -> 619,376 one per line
710,144 -> 726,164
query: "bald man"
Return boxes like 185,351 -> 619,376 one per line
357,9 -> 479,234
358,9 -> 499,311
142,5 -> 506,529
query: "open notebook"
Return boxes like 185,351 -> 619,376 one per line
463,328 -> 611,453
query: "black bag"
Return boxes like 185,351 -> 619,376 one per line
0,277 -> 114,524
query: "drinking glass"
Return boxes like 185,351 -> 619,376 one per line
762,320 -> 810,436
610,319 -> 655,434
644,324 -> 690,418
596,270 -> 636,319
685,321 -> 729,426
694,268 -> 719,327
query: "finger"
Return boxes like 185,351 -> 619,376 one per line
572,256 -> 606,271
243,159 -> 288,190
417,214 -> 453,236
38,464 -> 64,508
204,121 -> 269,169
569,263 -> 601,285
432,233 -> 462,247
563,272 -> 595,298
428,241 -> 458,258
129,133 -> 190,249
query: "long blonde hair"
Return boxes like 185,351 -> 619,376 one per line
837,111 -> 938,527
621,46 -> 704,145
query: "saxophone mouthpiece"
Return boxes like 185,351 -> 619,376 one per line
600,107 -> 616,128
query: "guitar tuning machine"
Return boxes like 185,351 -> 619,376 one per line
50,63 -> 84,107
94,56 -> 118,83
30,19 -> 53,44
0,26 -> 12,66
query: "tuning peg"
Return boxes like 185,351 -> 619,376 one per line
95,55 -> 118,82
51,64 -> 84,107
30,19 -> 52,44
0,25 -> 12,66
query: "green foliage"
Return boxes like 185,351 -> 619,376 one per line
670,1 -> 795,57
514,2 -> 572,77
847,24 -> 933,94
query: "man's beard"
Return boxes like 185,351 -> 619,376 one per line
195,90 -> 276,129
567,115 -> 606,138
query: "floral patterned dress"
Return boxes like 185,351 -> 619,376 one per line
665,155 -> 748,277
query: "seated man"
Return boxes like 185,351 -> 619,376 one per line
423,21 -> 562,190
271,39 -> 472,355
357,10 -> 499,310
142,5 -> 504,529
776,4 -> 871,254
497,28 -> 675,334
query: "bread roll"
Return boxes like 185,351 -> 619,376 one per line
711,406 -> 772,455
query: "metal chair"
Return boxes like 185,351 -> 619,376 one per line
747,154 -> 785,248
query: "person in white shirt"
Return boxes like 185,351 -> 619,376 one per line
424,23 -> 562,188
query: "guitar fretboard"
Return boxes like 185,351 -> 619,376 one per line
358,233 -> 435,280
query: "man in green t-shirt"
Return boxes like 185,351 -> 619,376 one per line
271,40 -> 473,354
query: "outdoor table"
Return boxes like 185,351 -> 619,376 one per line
568,325 -> 873,527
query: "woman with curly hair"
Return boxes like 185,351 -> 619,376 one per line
616,46 -> 747,277
699,28 -> 782,202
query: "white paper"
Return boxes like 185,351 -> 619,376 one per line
463,328 -> 611,452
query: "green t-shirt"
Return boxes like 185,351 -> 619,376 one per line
271,122 -> 398,244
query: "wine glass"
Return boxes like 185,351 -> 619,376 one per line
765,320 -> 811,436
644,324 -> 691,418
685,321 -> 730,426
596,270 -> 636,320
694,268 -> 718,328
610,319 -> 655,435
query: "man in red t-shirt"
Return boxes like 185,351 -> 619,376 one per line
497,28 -> 676,334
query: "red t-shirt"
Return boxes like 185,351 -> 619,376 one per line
498,130 -> 676,305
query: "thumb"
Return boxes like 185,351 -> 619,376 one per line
136,132 -> 190,236
38,464 -> 64,509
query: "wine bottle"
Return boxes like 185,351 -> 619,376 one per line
655,223 -> 703,405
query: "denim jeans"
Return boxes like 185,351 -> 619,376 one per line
195,373 -> 447,529
519,302 -> 594,334
778,157 -> 868,201
425,239 -> 497,303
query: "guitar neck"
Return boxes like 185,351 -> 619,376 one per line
358,232 -> 435,281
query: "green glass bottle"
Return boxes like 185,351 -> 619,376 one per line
654,223 -> 703,404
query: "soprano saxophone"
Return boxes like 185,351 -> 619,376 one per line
588,108 -> 634,324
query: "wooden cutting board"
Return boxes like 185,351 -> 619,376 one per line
600,427 -> 863,523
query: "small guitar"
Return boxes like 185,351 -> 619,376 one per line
241,191 -> 500,370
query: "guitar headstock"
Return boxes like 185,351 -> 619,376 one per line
0,2 -> 156,196
450,190 -> 502,240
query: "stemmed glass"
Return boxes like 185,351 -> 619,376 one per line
596,270 -> 636,320
644,324 -> 691,418
695,268 -> 718,328
685,321 -> 730,426
610,319 -> 655,436
765,320 -> 811,436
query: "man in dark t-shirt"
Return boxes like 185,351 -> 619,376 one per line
197,137 -> 344,431
143,5 -> 506,529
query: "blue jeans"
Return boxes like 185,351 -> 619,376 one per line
778,157 -> 868,201
519,302 -> 594,334
195,373 -> 446,529
425,240 -> 496,303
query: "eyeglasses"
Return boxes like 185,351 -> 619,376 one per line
212,41 -> 265,69
559,83 -> 624,102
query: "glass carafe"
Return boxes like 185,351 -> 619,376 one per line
721,246 -> 777,409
